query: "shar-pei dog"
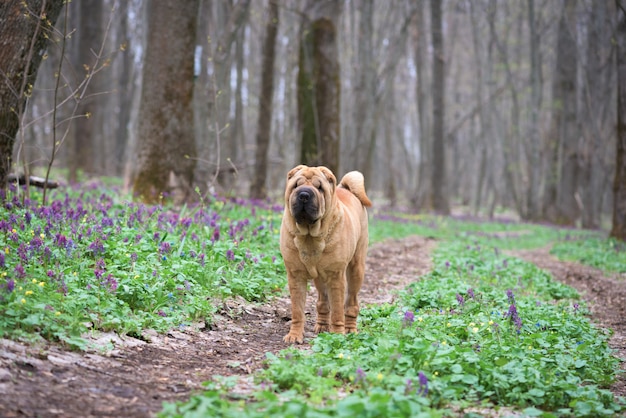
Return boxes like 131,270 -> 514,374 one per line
280,165 -> 372,344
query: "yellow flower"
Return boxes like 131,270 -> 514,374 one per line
447,322 -> 451,327
38,282 -> 45,287
441,340 -> 447,346
4,247 -> 9,254
25,290 -> 33,296
338,353 -> 344,359
376,373 -> 383,381
418,316 -> 423,322
434,371 -> 439,376
488,320 -> 494,325
40,233 -> 45,239
134,275 -> 140,279
55,311 -> 61,316
472,327 -> 479,333
469,322 -> 475,326
18,286 -> 23,291
11,229 -> 16,234
21,298 -> 26,304
528,346 -> 533,350
32,279 -> 37,284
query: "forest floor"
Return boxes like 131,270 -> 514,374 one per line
0,235 -> 624,417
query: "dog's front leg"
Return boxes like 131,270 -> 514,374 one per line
313,278 -> 330,333
327,272 -> 346,334
284,272 -> 307,344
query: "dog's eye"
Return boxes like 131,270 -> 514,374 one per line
317,184 -> 323,192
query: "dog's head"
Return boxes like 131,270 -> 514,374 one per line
284,165 -> 337,232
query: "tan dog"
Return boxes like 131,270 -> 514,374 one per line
280,165 -> 372,344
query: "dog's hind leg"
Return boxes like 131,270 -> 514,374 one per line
344,259 -> 364,334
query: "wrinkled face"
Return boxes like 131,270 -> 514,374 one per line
284,165 -> 337,227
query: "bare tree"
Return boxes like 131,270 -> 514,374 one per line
0,0 -> 65,192
250,0 -> 279,200
132,1 -> 199,205
298,0 -> 342,175
430,0 -> 450,214
543,0 -> 579,225
612,0 -> 626,241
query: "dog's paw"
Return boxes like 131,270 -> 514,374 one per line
314,323 -> 329,334
283,332 -> 304,344
345,326 -> 358,334
329,325 -> 346,334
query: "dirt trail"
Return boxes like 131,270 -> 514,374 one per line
0,236 -> 623,417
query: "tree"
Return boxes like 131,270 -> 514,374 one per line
250,0 -> 279,200
68,0 -> 105,182
412,0 -> 431,210
298,0 -> 342,175
430,0 -> 449,214
612,0 -> 626,241
0,0 -> 65,193
132,1 -> 199,205
543,0 -> 579,225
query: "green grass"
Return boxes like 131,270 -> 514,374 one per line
551,237 -> 626,274
0,185 -> 623,416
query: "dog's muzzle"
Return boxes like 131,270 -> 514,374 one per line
291,187 -> 320,225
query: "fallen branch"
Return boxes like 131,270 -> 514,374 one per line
8,174 -> 59,189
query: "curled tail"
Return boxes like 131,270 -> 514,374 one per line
339,171 -> 372,207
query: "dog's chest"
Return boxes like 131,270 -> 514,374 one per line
294,237 -> 326,278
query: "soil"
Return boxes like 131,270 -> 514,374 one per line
0,236 -> 624,417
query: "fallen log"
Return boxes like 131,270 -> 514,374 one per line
7,174 -> 59,189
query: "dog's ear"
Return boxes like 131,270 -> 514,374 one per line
287,165 -> 306,180
318,166 -> 337,187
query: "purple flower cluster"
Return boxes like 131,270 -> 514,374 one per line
505,290 -> 523,333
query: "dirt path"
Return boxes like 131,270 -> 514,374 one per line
0,236 -> 623,417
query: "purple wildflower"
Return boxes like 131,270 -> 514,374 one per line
157,310 -> 167,317
506,304 -> 523,332
6,279 -> 15,293
159,241 -> 171,254
212,226 -> 220,243
467,288 -> 475,299
456,293 -> 465,306
355,368 -> 367,385
14,264 -> 26,279
0,252 -> 4,268
506,289 -> 515,304
403,310 -> 415,327
405,379 -> 413,395
418,371 -> 428,395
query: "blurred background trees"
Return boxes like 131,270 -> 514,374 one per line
2,0 -> 624,233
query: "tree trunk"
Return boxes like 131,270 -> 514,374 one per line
544,0 -> 579,225
69,0 -> 104,182
352,0 -> 375,176
250,0 -> 279,200
412,0 -> 431,210
298,0 -> 342,175
611,0 -> 626,241
132,1 -> 199,205
430,0 -> 449,215
581,1 -> 613,229
0,0 -> 65,193
526,0 -> 543,220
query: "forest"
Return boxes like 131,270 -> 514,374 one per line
1,1 -> 626,416
0,0 -> 625,237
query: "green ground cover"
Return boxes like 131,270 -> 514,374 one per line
0,185 -> 623,416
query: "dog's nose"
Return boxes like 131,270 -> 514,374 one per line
298,190 -> 311,202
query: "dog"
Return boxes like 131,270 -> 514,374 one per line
280,165 -> 372,344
